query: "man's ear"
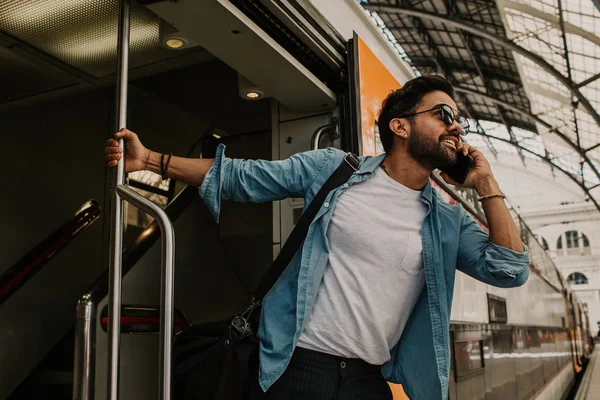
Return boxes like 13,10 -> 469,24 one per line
389,118 -> 409,139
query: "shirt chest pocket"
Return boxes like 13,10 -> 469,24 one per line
400,233 -> 424,275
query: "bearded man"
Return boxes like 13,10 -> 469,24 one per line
105,75 -> 529,400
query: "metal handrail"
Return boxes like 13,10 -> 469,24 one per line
73,186 -> 176,400
73,185 -> 176,400
73,186 -> 196,400
0,199 -> 100,305
115,185 -> 176,400
311,122 -> 339,151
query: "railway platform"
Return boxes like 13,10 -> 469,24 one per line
574,346 -> 600,400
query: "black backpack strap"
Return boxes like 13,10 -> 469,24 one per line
253,153 -> 360,302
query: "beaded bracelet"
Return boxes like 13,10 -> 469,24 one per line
477,193 -> 505,202
160,153 -> 165,178
163,153 -> 173,180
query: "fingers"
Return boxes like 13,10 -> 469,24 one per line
104,145 -> 122,154
458,142 -> 474,157
113,128 -> 137,141
105,152 -> 122,163
105,135 -> 122,168
439,172 -> 457,185
105,128 -> 137,167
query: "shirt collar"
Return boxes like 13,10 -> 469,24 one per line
356,152 -> 433,205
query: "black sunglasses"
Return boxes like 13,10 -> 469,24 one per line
399,104 -> 470,135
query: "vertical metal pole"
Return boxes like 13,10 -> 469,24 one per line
73,295 -> 97,400
107,0 -> 130,399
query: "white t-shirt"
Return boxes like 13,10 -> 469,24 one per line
297,167 -> 427,365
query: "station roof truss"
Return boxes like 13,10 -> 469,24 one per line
360,0 -> 600,211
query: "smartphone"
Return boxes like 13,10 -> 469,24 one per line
440,151 -> 473,184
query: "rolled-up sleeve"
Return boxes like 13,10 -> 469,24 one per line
456,209 -> 530,288
199,143 -> 334,222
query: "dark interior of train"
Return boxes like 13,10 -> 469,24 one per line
1,16 -> 276,396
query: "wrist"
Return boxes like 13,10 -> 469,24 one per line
146,150 -> 162,175
474,175 -> 500,196
144,149 -> 151,171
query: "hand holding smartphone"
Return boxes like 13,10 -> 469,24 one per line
439,151 -> 473,184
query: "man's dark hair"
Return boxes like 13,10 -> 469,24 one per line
377,75 -> 456,152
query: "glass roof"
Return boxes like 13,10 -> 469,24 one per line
360,0 -> 600,212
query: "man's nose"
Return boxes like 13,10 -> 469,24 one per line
449,119 -> 462,136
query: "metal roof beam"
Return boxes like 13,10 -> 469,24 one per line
473,120 -> 499,159
398,8 -> 499,157
500,0 -> 600,48
455,85 -> 600,184
409,60 -> 522,85
362,3 -> 600,128
458,30 -> 527,164
469,130 -> 600,213
556,0 -> 584,183
576,72 -> 600,89
576,73 -> 600,89
585,142 -> 600,153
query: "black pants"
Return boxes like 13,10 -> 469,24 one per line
249,347 -> 393,400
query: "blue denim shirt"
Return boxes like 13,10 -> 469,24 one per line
199,144 -> 530,399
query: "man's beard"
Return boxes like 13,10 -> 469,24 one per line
406,124 -> 457,171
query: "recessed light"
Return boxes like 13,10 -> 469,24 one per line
165,38 -> 185,49
245,91 -> 263,100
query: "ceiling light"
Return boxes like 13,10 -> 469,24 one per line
159,20 -> 197,50
245,91 -> 263,100
165,38 -> 185,49
238,74 -> 268,100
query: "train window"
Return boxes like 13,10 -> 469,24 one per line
453,339 -> 484,379
488,294 -> 508,323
